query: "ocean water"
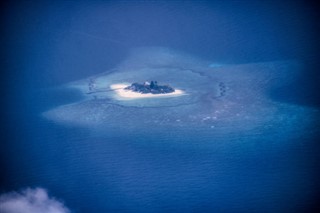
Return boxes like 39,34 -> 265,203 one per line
2,85 -> 319,213
1,1 -> 320,213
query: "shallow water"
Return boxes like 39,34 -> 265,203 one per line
2,1 -> 320,213
2,67 -> 318,213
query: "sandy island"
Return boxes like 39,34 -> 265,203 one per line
110,84 -> 186,100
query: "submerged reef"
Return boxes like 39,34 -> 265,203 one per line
124,81 -> 175,94
42,47 -> 318,137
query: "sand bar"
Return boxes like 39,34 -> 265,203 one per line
110,84 -> 186,100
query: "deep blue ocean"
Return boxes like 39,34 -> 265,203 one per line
1,1 -> 320,213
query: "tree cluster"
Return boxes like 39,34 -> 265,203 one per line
124,81 -> 175,94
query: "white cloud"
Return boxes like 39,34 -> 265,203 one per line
0,187 -> 70,213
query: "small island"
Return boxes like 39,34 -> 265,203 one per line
110,82 -> 185,100
124,81 -> 175,94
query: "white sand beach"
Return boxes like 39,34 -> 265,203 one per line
110,84 -> 186,100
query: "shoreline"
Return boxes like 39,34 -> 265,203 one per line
110,84 -> 186,100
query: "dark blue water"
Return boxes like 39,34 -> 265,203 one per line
2,86 -> 319,213
1,1 -> 320,213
